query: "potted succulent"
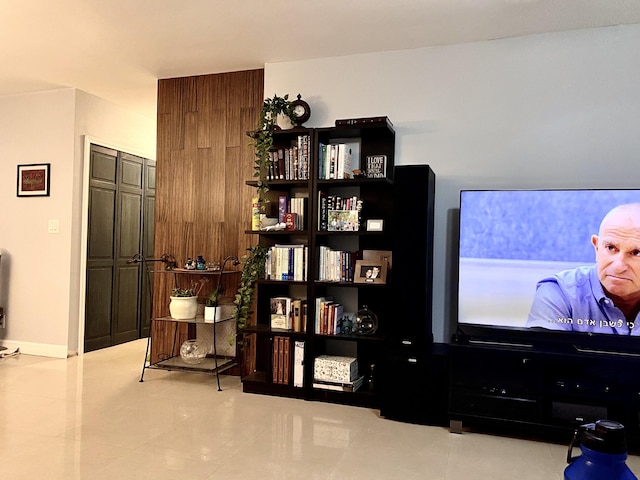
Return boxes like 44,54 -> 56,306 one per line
169,279 -> 206,320
204,286 -> 223,323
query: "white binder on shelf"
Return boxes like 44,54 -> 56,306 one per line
294,340 -> 305,388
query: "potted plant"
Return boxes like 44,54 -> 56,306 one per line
247,94 -> 298,203
169,279 -> 206,320
204,286 -> 223,323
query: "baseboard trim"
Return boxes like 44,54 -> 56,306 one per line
0,339 -> 68,358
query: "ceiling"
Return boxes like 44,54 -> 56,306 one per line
2,0 -> 640,121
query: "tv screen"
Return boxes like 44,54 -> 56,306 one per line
458,189 -> 640,344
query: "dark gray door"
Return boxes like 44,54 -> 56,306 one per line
85,145 -> 154,352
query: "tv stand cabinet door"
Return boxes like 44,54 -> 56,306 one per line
449,344 -> 542,423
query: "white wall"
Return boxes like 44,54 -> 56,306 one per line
0,89 -> 155,357
264,24 -> 640,343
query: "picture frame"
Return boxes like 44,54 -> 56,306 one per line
354,260 -> 387,284
17,163 -> 51,197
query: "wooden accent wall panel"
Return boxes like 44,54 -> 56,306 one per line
152,70 -> 263,367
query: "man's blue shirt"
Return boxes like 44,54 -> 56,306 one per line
527,264 -> 640,335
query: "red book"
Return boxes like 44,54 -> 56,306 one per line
285,212 -> 298,231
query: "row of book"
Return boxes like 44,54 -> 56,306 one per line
264,245 -> 308,281
317,246 -> 357,283
278,195 -> 307,231
318,143 -> 354,180
270,297 -> 307,332
272,337 -> 305,387
314,297 -> 356,336
266,135 -> 311,181
317,192 -> 363,231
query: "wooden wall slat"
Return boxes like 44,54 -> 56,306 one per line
152,69 -> 264,370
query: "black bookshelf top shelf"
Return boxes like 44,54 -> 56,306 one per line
316,122 -> 395,138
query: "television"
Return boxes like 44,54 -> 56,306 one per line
456,188 -> 640,353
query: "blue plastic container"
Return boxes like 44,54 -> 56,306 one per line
565,420 -> 637,480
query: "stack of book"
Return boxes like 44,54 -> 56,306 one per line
312,375 -> 365,392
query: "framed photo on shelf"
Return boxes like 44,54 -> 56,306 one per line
17,163 -> 51,197
354,260 -> 387,284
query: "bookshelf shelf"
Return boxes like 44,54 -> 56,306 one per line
241,119 -> 436,412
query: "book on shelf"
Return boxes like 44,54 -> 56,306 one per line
270,296 -> 292,329
272,336 -> 279,383
278,195 -> 288,223
313,375 -> 365,393
251,197 -> 261,231
293,341 -> 305,387
292,299 -> 307,332
272,336 -> 292,385
283,337 -> 290,384
335,116 -> 393,128
284,212 -> 297,231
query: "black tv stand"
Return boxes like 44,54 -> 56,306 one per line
449,336 -> 640,450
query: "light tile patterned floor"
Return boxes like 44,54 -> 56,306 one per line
1,339 -> 639,479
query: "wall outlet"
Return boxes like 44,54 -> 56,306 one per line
48,219 -> 60,234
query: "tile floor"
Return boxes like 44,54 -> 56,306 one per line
1,338 -> 639,479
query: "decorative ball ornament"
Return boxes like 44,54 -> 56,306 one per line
356,305 -> 379,335
180,339 -> 206,364
291,94 -> 311,126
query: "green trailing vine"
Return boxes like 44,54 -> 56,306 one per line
233,244 -> 270,331
247,94 -> 297,203
233,95 -> 296,341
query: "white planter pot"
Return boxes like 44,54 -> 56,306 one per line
276,113 -> 294,130
204,305 -> 222,323
169,296 -> 198,319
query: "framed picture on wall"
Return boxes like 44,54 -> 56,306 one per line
17,163 -> 50,197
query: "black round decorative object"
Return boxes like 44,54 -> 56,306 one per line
291,94 -> 311,126
356,305 -> 378,335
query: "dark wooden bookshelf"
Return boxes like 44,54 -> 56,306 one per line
240,121 -> 436,414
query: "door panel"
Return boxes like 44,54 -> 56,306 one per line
112,264 -> 140,344
85,266 -> 114,351
85,145 -> 151,352
88,188 -> 116,258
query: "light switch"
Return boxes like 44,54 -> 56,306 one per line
48,219 -> 59,234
